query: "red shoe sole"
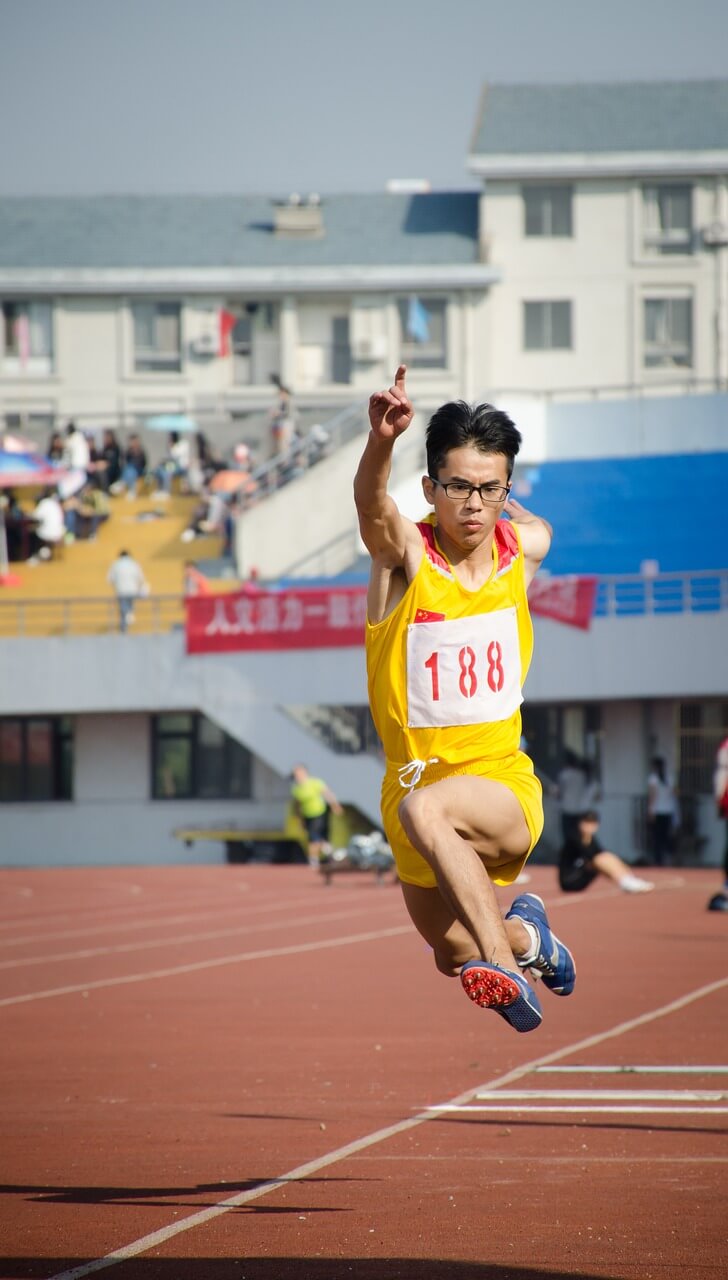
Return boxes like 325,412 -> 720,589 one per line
461,965 -> 520,1009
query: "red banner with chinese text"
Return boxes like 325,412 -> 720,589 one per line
186,586 -> 368,653
185,577 -> 598,655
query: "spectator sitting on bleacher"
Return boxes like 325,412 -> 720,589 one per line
46,431 -> 65,464
180,489 -> 228,542
29,488 -> 65,562
115,434 -> 148,498
153,431 -> 191,498
91,429 -> 122,492
63,478 -> 110,542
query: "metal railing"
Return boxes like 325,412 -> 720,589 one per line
0,594 -> 184,638
0,569 -> 726,638
594,570 -> 728,617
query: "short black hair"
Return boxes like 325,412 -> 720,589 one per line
580,810 -> 600,824
425,401 -> 522,481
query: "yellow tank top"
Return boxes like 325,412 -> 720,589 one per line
366,516 -> 533,770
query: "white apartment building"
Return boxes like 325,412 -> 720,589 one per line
469,79 -> 728,399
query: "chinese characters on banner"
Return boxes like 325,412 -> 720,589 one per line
186,586 -> 369,654
185,578 -> 598,655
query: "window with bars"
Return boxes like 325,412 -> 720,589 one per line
151,713 -> 252,799
523,185 -> 573,237
132,302 -> 182,373
524,300 -> 572,351
644,296 -> 692,368
0,717 -> 73,802
642,185 -> 693,255
1,300 -> 54,370
678,700 -> 728,796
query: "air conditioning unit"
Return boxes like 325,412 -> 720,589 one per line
702,221 -> 728,248
191,332 -> 218,357
352,335 -> 388,361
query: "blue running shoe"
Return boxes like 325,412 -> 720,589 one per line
460,959 -> 542,1032
505,893 -> 576,996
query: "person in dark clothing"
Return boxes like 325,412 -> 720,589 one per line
559,811 -> 654,894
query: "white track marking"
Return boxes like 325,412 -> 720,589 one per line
0,902 -> 404,970
0,924 -> 412,1007
536,1064 -> 728,1074
0,889 -> 352,946
44,970 -> 728,1280
425,1104 -> 728,1115
472,1089 -> 728,1101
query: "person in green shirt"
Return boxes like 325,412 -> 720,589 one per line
290,763 -> 343,865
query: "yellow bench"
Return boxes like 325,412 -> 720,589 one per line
173,827 -> 307,864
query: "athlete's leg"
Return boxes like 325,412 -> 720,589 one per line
399,880 -> 531,977
398,775 -> 532,972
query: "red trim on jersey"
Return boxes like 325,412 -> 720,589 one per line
417,517 -> 519,578
494,518 -> 519,572
416,521 -> 454,578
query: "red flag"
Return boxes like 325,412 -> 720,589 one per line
528,576 -> 598,630
219,309 -> 237,357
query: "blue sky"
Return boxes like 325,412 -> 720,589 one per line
2,0 -> 727,195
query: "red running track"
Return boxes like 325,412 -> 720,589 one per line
0,863 -> 726,1280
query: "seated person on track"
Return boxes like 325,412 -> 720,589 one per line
560,810 -> 654,894
355,365 -> 575,1034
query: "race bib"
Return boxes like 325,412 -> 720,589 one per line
406,608 -> 522,728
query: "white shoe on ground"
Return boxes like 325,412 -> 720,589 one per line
620,874 -> 655,893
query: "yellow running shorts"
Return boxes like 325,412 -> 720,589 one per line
380,750 -> 544,889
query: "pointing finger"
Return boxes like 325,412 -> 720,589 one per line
394,364 -> 407,391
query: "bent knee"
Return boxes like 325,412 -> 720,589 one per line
398,789 -> 439,847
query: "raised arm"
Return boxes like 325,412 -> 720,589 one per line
504,496 -> 553,588
354,365 -> 420,568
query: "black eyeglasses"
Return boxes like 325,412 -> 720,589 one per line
429,477 -> 511,505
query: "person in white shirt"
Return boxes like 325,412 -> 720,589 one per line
153,431 -> 191,496
63,421 -> 91,475
31,489 -> 65,560
107,549 -> 148,633
647,755 -> 676,866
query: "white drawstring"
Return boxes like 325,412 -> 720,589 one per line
397,757 -> 440,791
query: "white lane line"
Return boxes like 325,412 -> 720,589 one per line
0,902 -> 403,970
44,970 -> 728,1280
425,1104 -> 728,1116
0,889 -> 353,947
0,924 -> 412,1007
536,1064 -> 728,1075
472,1089 -> 728,1101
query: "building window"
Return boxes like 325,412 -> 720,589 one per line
0,717 -> 73,802
523,186 -> 573,237
132,302 -> 182,373
1,300 -> 54,372
397,296 -> 447,369
524,300 -> 572,351
643,185 -> 692,255
644,297 -> 692,368
228,301 -> 281,386
678,700 -> 728,796
151,713 -> 252,799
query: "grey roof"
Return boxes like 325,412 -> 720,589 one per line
0,192 -> 479,270
471,80 -> 728,156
